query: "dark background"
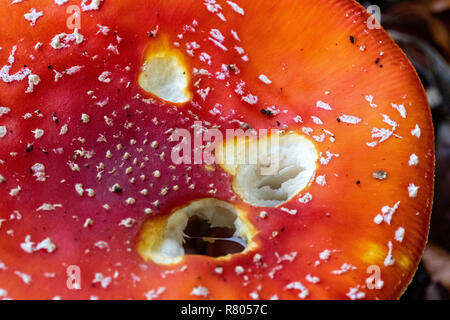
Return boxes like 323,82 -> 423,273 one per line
358,0 -> 450,300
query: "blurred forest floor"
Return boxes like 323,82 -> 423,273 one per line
358,0 -> 450,300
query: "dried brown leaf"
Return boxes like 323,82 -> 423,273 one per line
422,244 -> 450,291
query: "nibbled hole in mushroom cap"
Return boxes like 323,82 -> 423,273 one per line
138,39 -> 191,104
216,133 -> 318,207
183,215 -> 246,257
137,199 -> 257,265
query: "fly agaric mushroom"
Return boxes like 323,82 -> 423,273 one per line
0,0 -> 434,300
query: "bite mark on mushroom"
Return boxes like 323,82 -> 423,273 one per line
138,37 -> 192,104
137,199 -> 257,265
215,133 -> 318,207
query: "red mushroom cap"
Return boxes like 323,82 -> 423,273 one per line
0,0 -> 434,300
